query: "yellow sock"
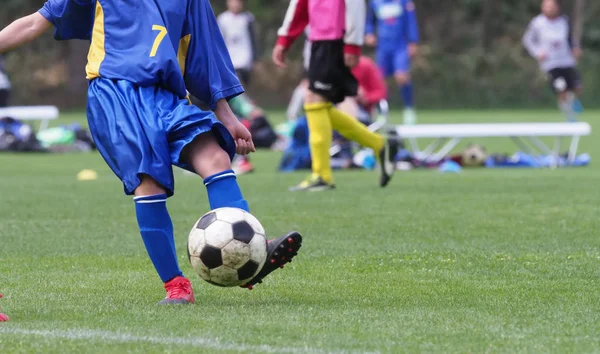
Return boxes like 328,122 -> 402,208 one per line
304,102 -> 334,184
329,107 -> 384,152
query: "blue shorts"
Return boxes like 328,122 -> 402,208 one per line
377,47 -> 411,77
87,78 -> 235,196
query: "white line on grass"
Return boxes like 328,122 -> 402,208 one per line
0,327 -> 378,354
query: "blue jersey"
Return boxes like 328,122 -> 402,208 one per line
366,0 -> 419,48
39,0 -> 242,110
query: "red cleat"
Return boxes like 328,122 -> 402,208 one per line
158,276 -> 195,305
0,294 -> 8,322
232,156 -> 255,175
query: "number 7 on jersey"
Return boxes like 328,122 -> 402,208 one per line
150,25 -> 168,57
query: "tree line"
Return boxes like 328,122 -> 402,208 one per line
1,0 -> 598,108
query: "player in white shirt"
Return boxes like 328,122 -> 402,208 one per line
217,0 -> 258,86
218,0 -> 280,175
0,55 -> 11,107
523,0 -> 583,122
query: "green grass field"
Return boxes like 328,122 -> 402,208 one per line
1,110 -> 599,353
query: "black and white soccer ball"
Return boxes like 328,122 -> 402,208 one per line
187,208 -> 268,287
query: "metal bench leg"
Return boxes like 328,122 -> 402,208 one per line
568,136 -> 580,164
407,138 -> 420,156
552,137 -> 562,169
430,137 -> 462,163
527,136 -> 554,156
414,138 -> 446,160
39,119 -> 49,131
510,137 -> 535,155
394,126 -> 423,157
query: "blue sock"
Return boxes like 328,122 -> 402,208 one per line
134,194 -> 183,283
401,82 -> 414,108
203,170 -> 249,212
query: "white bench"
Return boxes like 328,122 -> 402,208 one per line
395,122 -> 592,166
0,106 -> 59,130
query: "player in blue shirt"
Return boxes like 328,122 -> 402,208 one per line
0,0 -> 302,304
365,0 -> 419,125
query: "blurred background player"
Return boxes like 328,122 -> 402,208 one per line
283,53 -> 389,171
289,30 -> 388,122
522,0 -> 583,122
333,55 -> 389,170
274,0 -> 397,192
217,0 -> 276,174
217,0 -> 257,87
343,55 -> 388,120
365,0 -> 419,125
0,55 -> 10,107
227,93 -> 278,175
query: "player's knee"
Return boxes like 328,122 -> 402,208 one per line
394,73 -> 411,86
305,90 -> 327,104
309,132 -> 329,148
183,132 -> 232,177
203,144 -> 231,173
136,174 -> 167,196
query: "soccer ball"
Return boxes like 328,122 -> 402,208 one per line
461,144 -> 487,166
187,208 -> 268,287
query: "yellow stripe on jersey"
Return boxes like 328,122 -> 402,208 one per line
85,1 -> 106,80
177,34 -> 191,76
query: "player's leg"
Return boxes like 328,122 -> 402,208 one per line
337,97 -> 360,118
325,62 -> 398,187
170,102 -> 302,289
376,48 -> 395,81
294,89 -> 335,190
375,48 -> 406,182
550,68 -> 578,122
394,48 -> 416,125
570,68 -> 584,114
328,106 -> 383,153
179,131 -> 249,212
557,91 -> 576,122
289,41 -> 337,191
134,176 -> 193,305
87,78 -> 193,305
328,105 -> 397,187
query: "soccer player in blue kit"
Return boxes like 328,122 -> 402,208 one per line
0,0 -> 302,304
365,0 -> 420,125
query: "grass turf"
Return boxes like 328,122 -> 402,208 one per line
0,109 -> 599,353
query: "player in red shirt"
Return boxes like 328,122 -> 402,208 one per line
353,56 -> 388,112
336,55 -> 388,121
